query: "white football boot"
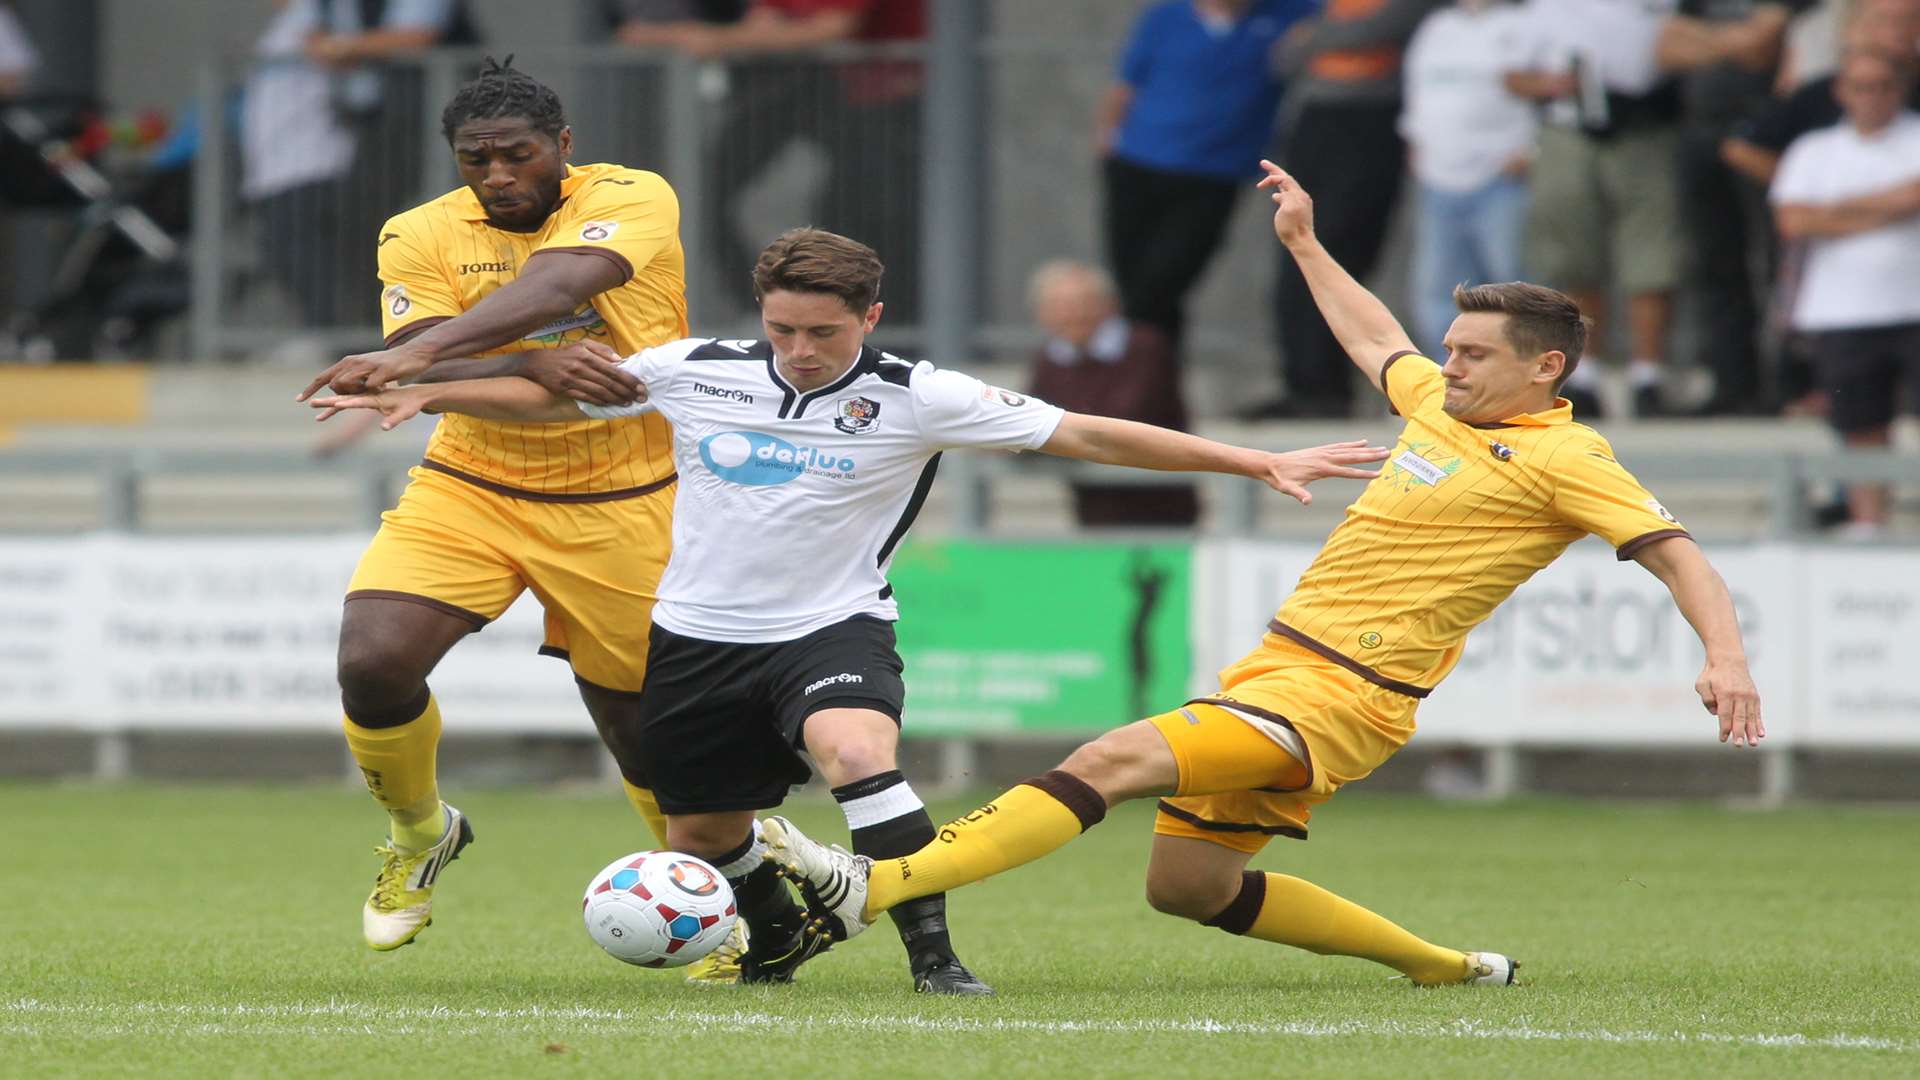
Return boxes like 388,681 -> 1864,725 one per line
1461,951 -> 1519,985
362,803 -> 473,950
760,816 -> 874,942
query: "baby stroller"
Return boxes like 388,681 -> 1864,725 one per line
1,94 -> 192,360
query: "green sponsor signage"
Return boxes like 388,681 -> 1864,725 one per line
887,540 -> 1192,734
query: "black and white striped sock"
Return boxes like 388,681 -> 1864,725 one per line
832,770 -> 953,967
712,827 -> 799,945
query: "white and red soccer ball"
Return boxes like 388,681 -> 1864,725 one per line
582,851 -> 738,968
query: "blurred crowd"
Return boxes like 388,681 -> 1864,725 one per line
1055,0 -> 1920,531
1,0 -> 1916,531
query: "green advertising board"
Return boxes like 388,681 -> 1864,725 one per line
886,539 -> 1192,734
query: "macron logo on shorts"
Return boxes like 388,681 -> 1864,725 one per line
805,673 -> 864,695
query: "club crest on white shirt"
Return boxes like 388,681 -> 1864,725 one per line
834,395 -> 882,435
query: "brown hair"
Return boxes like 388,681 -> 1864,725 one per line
1452,282 -> 1591,389
752,227 -> 885,312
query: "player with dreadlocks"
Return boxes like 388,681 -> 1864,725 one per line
291,57 -> 774,983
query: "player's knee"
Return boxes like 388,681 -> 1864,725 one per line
1059,728 -> 1162,801
817,738 -> 896,786
665,819 -> 749,862
336,643 -> 425,718
1143,870 -> 1240,923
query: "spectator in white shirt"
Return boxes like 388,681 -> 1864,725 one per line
1770,47 -> 1920,532
1399,0 -> 1536,356
1506,0 -> 1793,418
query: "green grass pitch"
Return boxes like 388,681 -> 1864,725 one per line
3,783 -> 1916,1078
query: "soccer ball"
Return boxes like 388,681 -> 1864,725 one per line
581,851 -> 738,968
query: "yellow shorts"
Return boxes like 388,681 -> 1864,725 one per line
1153,634 -> 1420,853
346,465 -> 673,692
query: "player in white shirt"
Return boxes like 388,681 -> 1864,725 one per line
311,227 -> 1386,993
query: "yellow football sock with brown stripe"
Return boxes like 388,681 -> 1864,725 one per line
1204,871 -> 1472,985
342,690 -> 446,853
621,779 -> 671,848
865,770 -> 1107,918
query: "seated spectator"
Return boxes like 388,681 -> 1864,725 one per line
1399,0 -> 1536,356
1024,260 -> 1200,528
1769,47 -> 1920,535
1098,0 -> 1314,357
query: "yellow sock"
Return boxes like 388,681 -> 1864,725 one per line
866,770 -> 1106,919
1238,873 -> 1469,985
342,694 -> 445,853
621,780 -> 671,848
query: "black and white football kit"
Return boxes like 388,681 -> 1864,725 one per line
581,338 -> 1065,813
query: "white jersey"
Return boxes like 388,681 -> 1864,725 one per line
581,338 -> 1067,642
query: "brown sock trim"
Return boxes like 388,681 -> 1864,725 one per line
1202,870 -> 1267,935
1022,769 -> 1107,832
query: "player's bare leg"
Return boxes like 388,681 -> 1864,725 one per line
580,684 -> 746,983
667,811 -> 825,984
800,707 -> 992,995
1145,834 -> 1511,986
337,597 -> 476,950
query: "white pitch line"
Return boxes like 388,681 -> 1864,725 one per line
2,999 -> 1913,1054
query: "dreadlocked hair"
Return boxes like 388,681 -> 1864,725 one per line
439,54 -> 566,143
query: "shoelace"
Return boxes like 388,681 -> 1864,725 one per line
368,844 -> 412,909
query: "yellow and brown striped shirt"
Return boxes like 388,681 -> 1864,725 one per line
377,163 -> 686,498
1272,352 -> 1689,696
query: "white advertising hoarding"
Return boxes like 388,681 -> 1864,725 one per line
1194,539 -> 1913,748
0,535 -> 1915,748
0,536 -> 590,733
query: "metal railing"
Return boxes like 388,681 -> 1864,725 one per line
0,444 -> 1913,537
191,40 -> 979,356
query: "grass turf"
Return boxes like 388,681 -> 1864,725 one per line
2,784 -> 1916,1078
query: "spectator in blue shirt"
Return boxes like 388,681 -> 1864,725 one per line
1097,0 -> 1317,356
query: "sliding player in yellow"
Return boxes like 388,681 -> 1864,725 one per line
766,159 -> 1766,986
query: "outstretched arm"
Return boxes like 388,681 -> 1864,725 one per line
1038,413 -> 1385,505
1258,159 -> 1419,393
1632,536 -> 1764,748
299,251 -> 626,400
309,377 -> 592,430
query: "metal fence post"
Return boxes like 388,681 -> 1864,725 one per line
662,53 -> 706,305
420,54 -> 460,199
924,0 -> 986,530
99,455 -> 139,531
1758,748 -> 1797,805
1770,454 -> 1808,537
189,60 -> 228,362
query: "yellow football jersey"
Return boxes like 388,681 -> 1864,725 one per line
376,163 -> 687,498
1271,352 -> 1689,696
